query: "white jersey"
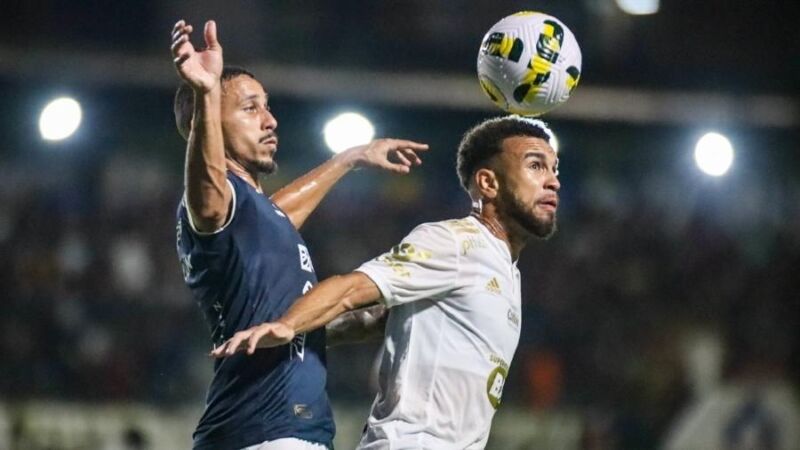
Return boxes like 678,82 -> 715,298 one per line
355,216 -> 522,450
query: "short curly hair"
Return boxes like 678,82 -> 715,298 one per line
173,66 -> 257,140
456,115 -> 554,191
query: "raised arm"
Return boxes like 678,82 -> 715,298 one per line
270,139 -> 429,229
211,272 -> 382,356
171,19 -> 230,232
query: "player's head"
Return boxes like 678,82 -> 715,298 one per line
457,115 -> 560,239
174,66 -> 278,175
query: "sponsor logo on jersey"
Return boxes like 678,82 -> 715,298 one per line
290,333 -> 306,361
486,277 -> 502,294
378,243 -> 432,278
486,354 -> 510,409
387,243 -> 432,262
302,280 -> 313,294
298,244 -> 314,273
293,404 -> 313,419
378,255 -> 412,277
446,218 -> 480,234
486,365 -> 508,409
507,308 -> 520,328
461,237 -> 487,256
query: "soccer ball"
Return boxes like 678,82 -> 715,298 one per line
477,11 -> 582,116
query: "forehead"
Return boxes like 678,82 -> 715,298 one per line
222,75 -> 267,102
500,135 -> 557,162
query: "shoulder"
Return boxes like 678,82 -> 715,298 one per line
421,217 -> 490,258
402,220 -> 458,250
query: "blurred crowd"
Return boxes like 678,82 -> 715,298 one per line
2,135 -> 798,447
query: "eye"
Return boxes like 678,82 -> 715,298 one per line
529,161 -> 543,171
243,104 -> 257,112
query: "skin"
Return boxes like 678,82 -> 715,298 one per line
171,19 -> 430,232
471,135 -> 560,259
211,134 -> 561,357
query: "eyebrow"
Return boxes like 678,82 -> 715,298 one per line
523,150 -> 549,161
523,151 -> 559,171
239,94 -> 267,105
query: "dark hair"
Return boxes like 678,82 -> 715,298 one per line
173,66 -> 258,140
456,115 -> 553,191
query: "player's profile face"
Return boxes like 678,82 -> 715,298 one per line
495,135 -> 560,239
220,75 -> 279,175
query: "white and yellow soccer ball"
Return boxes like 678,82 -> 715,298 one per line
477,11 -> 582,116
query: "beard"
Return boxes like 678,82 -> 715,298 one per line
253,159 -> 277,175
504,192 -> 558,239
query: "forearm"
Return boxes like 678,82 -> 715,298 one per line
270,150 -> 359,229
281,272 -> 381,335
184,87 -> 229,226
326,303 -> 387,347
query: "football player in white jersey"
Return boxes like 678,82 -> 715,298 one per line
213,115 -> 561,449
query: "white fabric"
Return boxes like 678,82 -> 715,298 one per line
355,216 -> 522,450
241,437 -> 329,450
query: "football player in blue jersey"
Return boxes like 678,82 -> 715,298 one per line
170,19 -> 427,450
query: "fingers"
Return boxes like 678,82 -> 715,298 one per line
247,327 -> 268,355
171,19 -> 185,36
171,20 -> 194,65
222,335 -> 243,356
204,20 -> 220,50
385,139 -> 429,151
209,324 -> 286,358
381,139 -> 427,169
401,148 -> 422,166
210,330 -> 250,358
391,149 -> 413,167
171,22 -> 192,43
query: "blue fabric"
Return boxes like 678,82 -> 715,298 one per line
176,174 -> 334,450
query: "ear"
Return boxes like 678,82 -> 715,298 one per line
474,167 -> 499,200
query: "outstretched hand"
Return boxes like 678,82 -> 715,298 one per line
345,139 -> 430,174
171,19 -> 223,93
211,321 -> 296,358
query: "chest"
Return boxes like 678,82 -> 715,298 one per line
444,247 -> 522,347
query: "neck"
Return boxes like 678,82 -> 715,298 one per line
226,159 -> 261,192
470,207 -> 528,260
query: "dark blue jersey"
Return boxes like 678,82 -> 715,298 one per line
176,173 -> 334,450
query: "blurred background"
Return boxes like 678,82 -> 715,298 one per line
1,0 -> 798,449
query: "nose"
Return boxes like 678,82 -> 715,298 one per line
261,107 -> 277,131
546,171 -> 560,192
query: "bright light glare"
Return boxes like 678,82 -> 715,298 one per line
323,112 -> 375,154
694,132 -> 734,177
40,97 -> 82,141
615,0 -> 660,15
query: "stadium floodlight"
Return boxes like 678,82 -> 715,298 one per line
694,132 -> 734,177
39,97 -> 82,141
615,0 -> 660,15
323,112 -> 375,154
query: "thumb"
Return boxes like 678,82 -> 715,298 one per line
204,20 -> 220,49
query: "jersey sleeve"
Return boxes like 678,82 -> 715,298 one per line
182,178 -> 240,237
355,222 -> 460,308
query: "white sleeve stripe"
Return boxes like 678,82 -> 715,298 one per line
183,179 -> 237,236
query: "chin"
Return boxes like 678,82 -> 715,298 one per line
525,214 -> 557,239
251,159 -> 277,175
